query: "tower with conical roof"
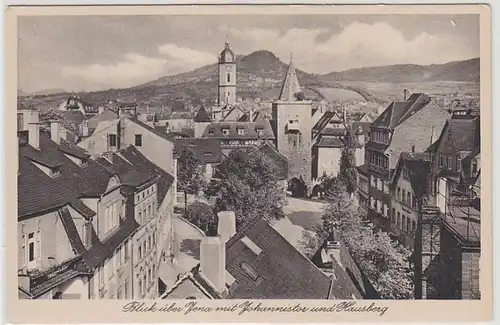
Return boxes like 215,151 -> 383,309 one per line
272,54 -> 313,194
217,40 -> 237,107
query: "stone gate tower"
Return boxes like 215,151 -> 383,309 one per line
218,41 -> 237,106
272,55 -> 312,192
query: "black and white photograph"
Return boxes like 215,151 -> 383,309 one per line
12,5 -> 488,313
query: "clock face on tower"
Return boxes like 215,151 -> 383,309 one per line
225,66 -> 232,71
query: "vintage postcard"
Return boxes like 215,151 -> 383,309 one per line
6,3 -> 492,324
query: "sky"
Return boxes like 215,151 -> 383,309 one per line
18,14 -> 479,93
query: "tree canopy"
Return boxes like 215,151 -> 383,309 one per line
204,148 -> 286,230
177,146 -> 205,209
339,128 -> 359,195
312,180 -> 414,299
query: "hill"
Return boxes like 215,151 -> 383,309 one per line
18,51 -> 479,111
322,58 -> 479,83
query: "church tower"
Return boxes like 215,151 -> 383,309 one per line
218,41 -> 236,107
272,55 -> 313,193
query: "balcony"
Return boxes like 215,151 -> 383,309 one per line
19,256 -> 89,298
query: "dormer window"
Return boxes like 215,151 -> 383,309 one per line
208,128 -> 215,136
256,128 -> 264,137
51,166 -> 61,178
222,128 -> 230,136
237,128 -> 245,136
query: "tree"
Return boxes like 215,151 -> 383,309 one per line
294,92 -> 306,101
204,148 -> 286,230
339,128 -> 359,196
310,180 -> 414,299
184,201 -> 216,234
177,146 -> 205,211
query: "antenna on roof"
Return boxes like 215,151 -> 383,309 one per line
225,33 -> 229,46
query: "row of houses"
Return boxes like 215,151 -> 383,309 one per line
17,109 -> 176,299
356,91 -> 481,299
18,99 -> 369,300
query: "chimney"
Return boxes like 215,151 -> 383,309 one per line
28,122 -> 40,149
50,120 -> 60,144
404,89 -> 409,101
217,211 -> 236,244
200,235 -> 226,295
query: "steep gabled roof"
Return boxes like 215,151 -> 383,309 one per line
194,106 -> 212,123
202,121 -> 275,140
225,218 -> 334,299
173,138 -> 223,164
278,57 -> 302,101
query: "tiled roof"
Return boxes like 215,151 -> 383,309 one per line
312,111 -> 336,132
58,140 -> 90,160
59,206 -> 87,255
69,199 -> 96,219
87,110 -> 119,130
391,154 -> 431,198
448,118 -> 480,152
278,58 -> 302,101
388,101 -> 450,156
173,138 -> 223,164
315,136 -> 345,148
194,106 -> 212,123
202,121 -> 275,140
225,218 -> 334,299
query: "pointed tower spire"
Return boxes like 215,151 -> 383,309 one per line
278,53 -> 302,101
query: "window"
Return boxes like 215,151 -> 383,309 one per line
227,73 -> 231,83
27,232 -> 36,266
117,286 -> 122,299
406,192 -> 411,206
397,212 -> 401,228
148,204 -> 151,218
397,187 -> 401,201
237,128 -> 245,136
391,208 -> 396,223
139,278 -> 143,295
17,113 -> 24,131
138,244 -> 142,260
406,219 -> 411,233
108,134 -> 117,147
256,128 -> 264,137
143,241 -> 147,255
412,221 -> 417,235
138,210 -> 142,223
402,215 -> 406,231
412,194 -> 417,208
148,236 -> 152,251
208,128 -> 215,136
124,240 -> 130,261
402,189 -> 406,203
142,275 -> 147,295
374,178 -> 378,189
98,267 -> 104,285
447,156 -> 452,169
152,264 -> 156,280
133,134 -> 143,147
116,247 -> 122,267
148,268 -> 152,285
438,152 -> 443,167
124,278 -> 129,299
222,128 -> 229,136
152,233 -> 156,245
457,155 -> 461,172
